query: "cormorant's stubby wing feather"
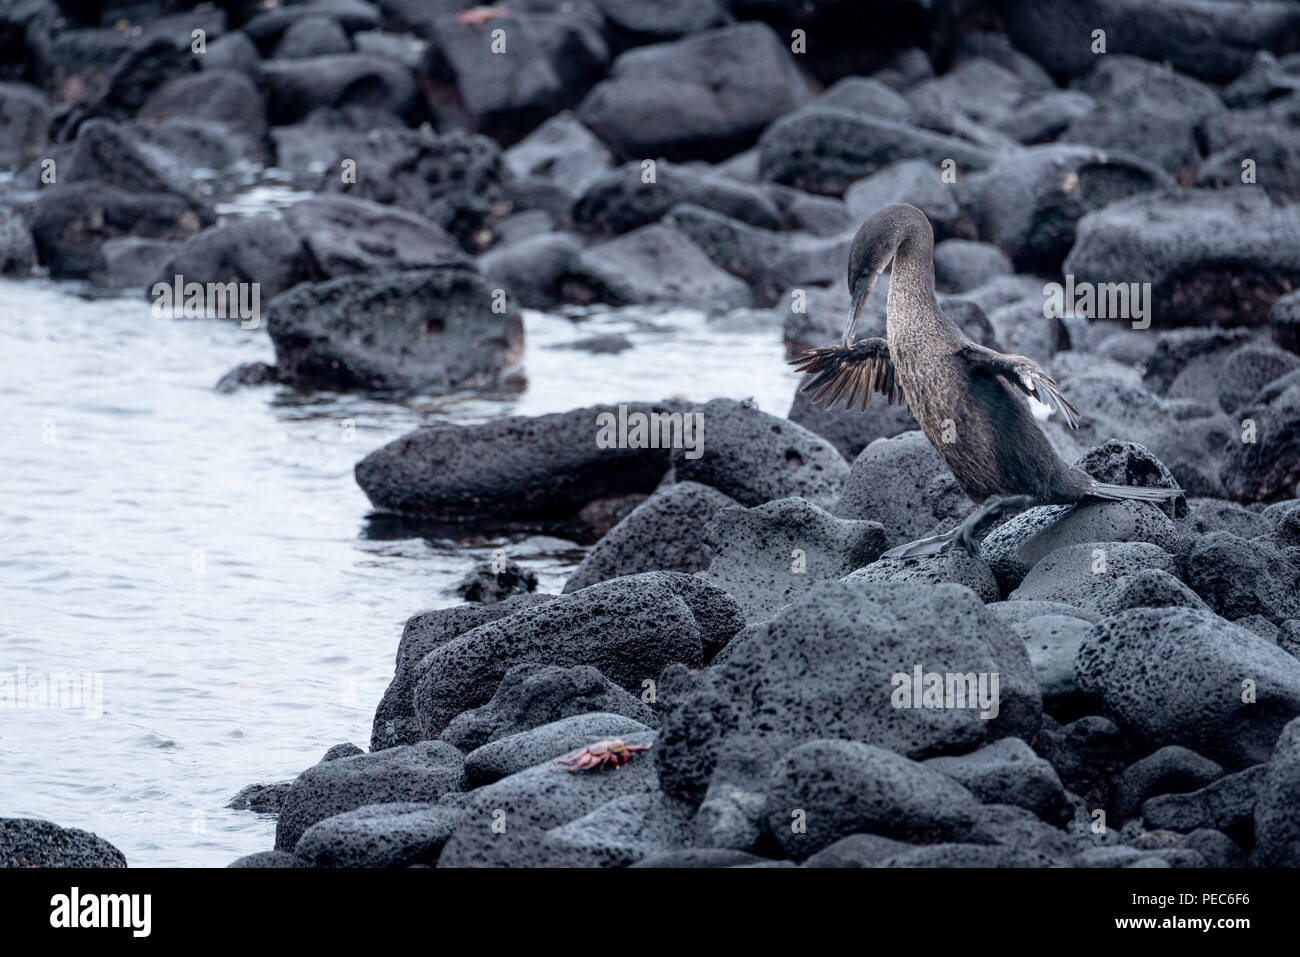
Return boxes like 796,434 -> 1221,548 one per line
789,338 -> 903,413
960,343 -> 1080,429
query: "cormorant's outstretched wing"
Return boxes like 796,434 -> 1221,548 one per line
960,342 -> 1080,428
789,338 -> 903,412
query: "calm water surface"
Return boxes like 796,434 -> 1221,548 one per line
0,273 -> 798,866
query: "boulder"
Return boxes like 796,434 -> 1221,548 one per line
274,742 -> 466,851
267,268 -> 522,392
1077,606 -> 1300,767
578,22 -> 813,162
699,497 -> 887,622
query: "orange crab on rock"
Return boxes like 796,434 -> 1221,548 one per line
555,738 -> 648,772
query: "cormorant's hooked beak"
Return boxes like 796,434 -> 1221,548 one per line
842,271 -> 880,346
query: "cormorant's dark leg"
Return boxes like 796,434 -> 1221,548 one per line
951,494 -> 1035,553
881,494 -> 1037,559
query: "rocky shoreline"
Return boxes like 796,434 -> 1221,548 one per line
3,0 -> 1300,868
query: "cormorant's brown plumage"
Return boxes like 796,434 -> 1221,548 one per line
792,203 -> 1182,557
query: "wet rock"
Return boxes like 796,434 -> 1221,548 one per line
454,559 -> 537,604
464,712 -> 652,787
441,661 -> 655,754
573,161 -> 781,237
1222,383 -> 1300,503
267,267 -> 522,393
0,818 -> 127,868
374,595 -> 559,751
30,182 -> 201,279
1064,190 -> 1300,330
282,195 -> 470,278
767,739 -> 981,859
355,402 -> 678,522
1254,716 -> 1300,865
564,481 -> 736,593
700,497 -> 887,622
933,239 -> 1013,294
1142,765 -> 1268,834
228,781 -> 292,814
227,850 -> 304,868
844,159 -> 970,240
578,22 -> 812,162
274,741 -> 465,851
832,430 -> 951,548
577,224 -> 753,310
294,802 -> 462,867
1113,746 -> 1226,822
152,216 -> 312,301
845,550 -> 999,604
1078,606 -> 1300,767
1001,0 -> 1300,82
1009,541 -> 1177,611
412,572 -> 738,736
759,106 -> 992,197
1181,531 -> 1300,623
960,144 -> 1172,272
1012,614 -> 1092,717
215,358 -> 281,394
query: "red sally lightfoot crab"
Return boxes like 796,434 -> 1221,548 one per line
555,738 -> 648,772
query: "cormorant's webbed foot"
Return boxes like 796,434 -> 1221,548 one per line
880,494 -> 1038,560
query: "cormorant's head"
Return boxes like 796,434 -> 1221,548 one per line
842,203 -> 933,345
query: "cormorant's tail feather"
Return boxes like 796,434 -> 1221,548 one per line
1087,482 -> 1183,503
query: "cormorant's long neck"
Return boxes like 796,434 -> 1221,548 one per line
886,231 -> 953,343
